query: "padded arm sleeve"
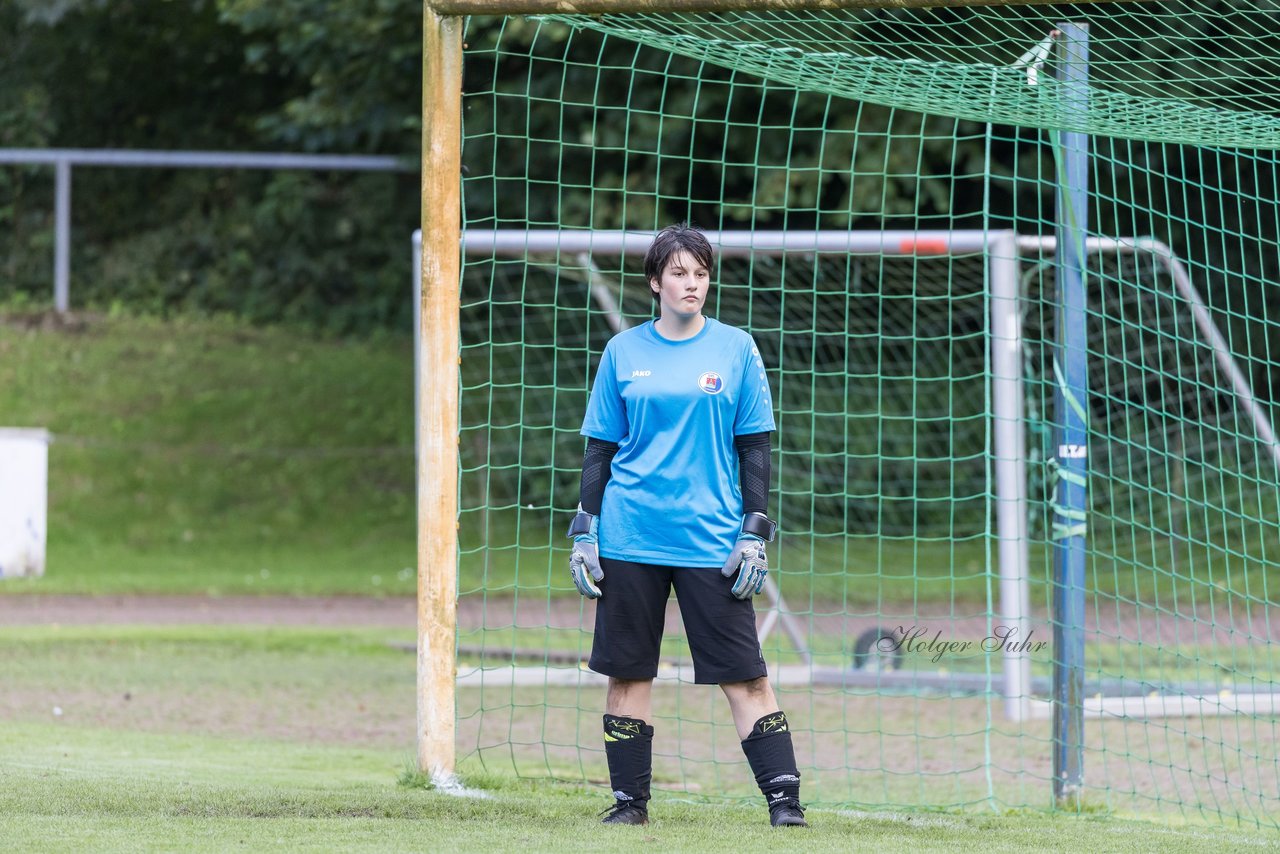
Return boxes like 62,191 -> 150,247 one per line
578,437 -> 620,516
735,432 -> 772,516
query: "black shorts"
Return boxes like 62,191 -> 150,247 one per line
588,556 -> 767,685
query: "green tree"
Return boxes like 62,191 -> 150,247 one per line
216,0 -> 422,153
0,0 -> 421,333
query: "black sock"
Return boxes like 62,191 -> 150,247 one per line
603,714 -> 653,809
741,711 -> 802,811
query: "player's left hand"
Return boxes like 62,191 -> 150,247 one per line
720,532 -> 767,599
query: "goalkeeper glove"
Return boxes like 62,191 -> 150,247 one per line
567,506 -> 603,599
720,513 -> 776,600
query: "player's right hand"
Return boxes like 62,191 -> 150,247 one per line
568,513 -> 604,598
720,534 -> 767,599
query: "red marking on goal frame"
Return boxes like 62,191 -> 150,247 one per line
898,238 -> 951,256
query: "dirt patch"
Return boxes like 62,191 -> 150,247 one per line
0,309 -> 100,334
4,593 -> 1278,648
0,594 -> 416,628
459,594 -> 1280,650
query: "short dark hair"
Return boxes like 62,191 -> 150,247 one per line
644,223 -> 715,303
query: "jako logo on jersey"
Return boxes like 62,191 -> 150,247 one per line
698,371 -> 723,394
631,370 -> 651,378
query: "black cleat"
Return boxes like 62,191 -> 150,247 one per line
600,801 -> 649,825
769,803 -> 808,827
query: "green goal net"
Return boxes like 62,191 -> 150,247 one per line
446,3 -> 1280,827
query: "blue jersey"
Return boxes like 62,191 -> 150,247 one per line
580,317 -> 775,568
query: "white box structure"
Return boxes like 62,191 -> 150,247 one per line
0,428 -> 52,579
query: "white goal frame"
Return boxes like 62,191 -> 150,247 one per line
417,228 -> 1029,720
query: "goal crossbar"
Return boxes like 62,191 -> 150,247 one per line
464,228 -> 995,256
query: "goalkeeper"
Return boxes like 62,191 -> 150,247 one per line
567,223 -> 806,828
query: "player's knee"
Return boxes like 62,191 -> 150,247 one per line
721,675 -> 770,696
606,677 -> 653,709
608,676 -> 652,691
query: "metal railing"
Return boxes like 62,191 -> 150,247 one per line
0,148 -> 416,312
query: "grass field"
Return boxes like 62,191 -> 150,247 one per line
0,310 -> 417,597
3,625 -> 1279,852
11,725 -> 1275,853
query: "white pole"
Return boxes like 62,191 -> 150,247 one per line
990,230 -> 1031,723
464,229 -> 993,257
54,159 -> 70,314
1017,235 -> 1280,478
575,253 -> 630,335
1138,238 -> 1280,474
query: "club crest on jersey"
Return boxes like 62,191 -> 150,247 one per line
698,371 -> 723,394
